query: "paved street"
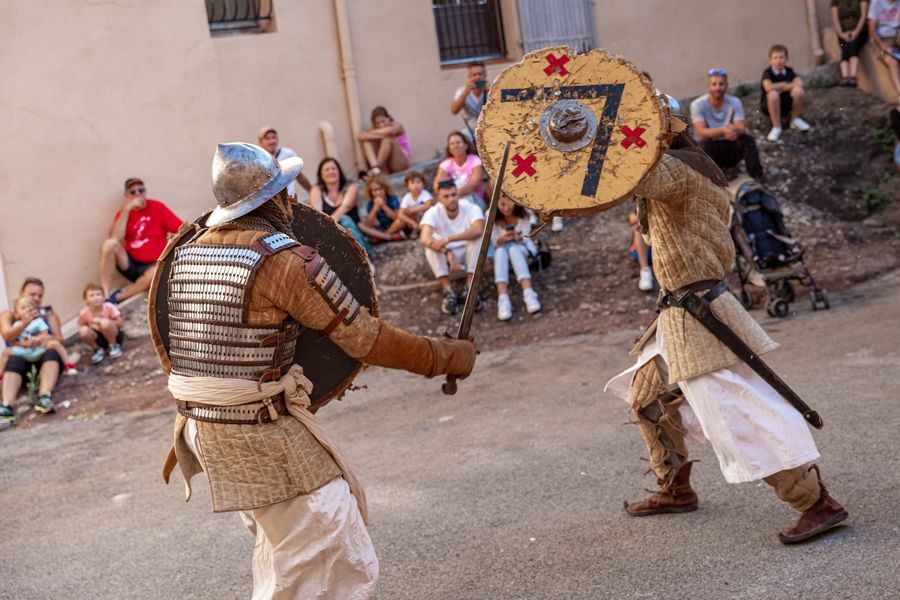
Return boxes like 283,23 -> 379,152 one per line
3,270 -> 900,599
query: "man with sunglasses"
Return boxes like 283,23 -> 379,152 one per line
100,178 -> 183,304
690,68 -> 764,181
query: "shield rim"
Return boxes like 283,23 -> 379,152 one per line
475,45 -> 666,218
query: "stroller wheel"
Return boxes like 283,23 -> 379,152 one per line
766,298 -> 789,318
739,289 -> 754,310
810,290 -> 830,311
774,280 -> 795,302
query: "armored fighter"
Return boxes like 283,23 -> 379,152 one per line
148,143 -> 474,598
476,46 -> 847,545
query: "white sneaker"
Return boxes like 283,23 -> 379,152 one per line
108,343 -> 123,359
497,294 -> 512,321
638,267 -> 655,292
91,348 -> 106,364
551,216 -> 564,232
790,117 -> 811,131
766,127 -> 782,142
523,288 -> 542,313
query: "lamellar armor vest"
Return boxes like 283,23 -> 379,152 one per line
167,231 -> 302,381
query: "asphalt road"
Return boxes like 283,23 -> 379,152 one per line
3,270 -> 900,599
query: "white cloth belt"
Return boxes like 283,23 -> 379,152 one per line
168,365 -> 369,523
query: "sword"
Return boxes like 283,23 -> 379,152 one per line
442,141 -> 512,395
666,288 -> 823,429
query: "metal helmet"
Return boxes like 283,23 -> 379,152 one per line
206,142 -> 304,227
657,92 -> 689,134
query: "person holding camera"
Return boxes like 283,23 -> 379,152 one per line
451,61 -> 489,142
1,278 -> 72,426
492,195 -> 541,321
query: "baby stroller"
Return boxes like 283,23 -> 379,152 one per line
728,178 -> 830,318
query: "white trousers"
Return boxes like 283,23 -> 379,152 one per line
605,327 -> 820,483
184,421 -> 379,599
424,241 -> 480,278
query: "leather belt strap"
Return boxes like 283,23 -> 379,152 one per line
658,280 -> 823,429
176,393 -> 289,425
657,279 -> 727,310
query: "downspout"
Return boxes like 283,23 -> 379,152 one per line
805,0 -> 825,65
333,0 -> 367,172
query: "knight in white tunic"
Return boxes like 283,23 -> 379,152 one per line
605,132 -> 847,545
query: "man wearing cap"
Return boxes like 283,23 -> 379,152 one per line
150,142 -> 475,598
257,126 -> 311,199
100,178 -> 183,304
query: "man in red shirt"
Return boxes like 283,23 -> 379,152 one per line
100,178 -> 183,304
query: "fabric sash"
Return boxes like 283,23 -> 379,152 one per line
168,365 -> 369,523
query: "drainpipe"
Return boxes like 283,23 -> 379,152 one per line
318,121 -> 339,161
333,0 -> 367,172
805,0 -> 825,65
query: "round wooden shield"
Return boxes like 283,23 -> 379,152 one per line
151,203 -> 377,412
476,46 -> 666,217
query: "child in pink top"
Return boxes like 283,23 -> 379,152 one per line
357,106 -> 411,175
78,282 -> 125,364
434,131 -> 485,209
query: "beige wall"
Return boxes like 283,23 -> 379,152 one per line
593,0 -> 815,98
0,0 -> 814,322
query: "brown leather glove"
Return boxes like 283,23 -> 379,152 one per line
363,321 -> 476,379
427,337 -> 476,379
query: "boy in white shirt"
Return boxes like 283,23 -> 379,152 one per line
397,171 -> 434,235
420,181 -> 484,315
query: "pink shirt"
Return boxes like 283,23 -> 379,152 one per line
78,302 -> 122,327
439,154 -> 484,198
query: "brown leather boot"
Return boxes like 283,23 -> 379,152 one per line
778,478 -> 848,544
624,462 -> 699,516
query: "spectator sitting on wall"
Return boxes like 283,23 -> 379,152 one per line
760,44 -> 812,142
434,131 -> 486,211
419,180 -> 485,316
357,106 -> 411,176
628,211 -> 655,292
691,68 -> 765,181
357,175 -> 407,242
257,126 -> 312,200
397,171 -> 434,235
868,0 -> 900,102
78,282 -> 125,365
0,297 -> 71,426
832,0 -> 870,86
101,178 -> 183,304
451,61 -> 489,142
309,157 -> 372,256
493,194 -> 541,321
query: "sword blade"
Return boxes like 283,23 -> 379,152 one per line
442,141 -> 512,395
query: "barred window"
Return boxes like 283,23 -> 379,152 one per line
433,0 -> 507,65
206,0 -> 275,37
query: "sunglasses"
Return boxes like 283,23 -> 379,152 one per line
128,187 -> 146,195
707,68 -> 727,76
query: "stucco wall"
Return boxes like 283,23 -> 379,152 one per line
593,0 -> 815,97
1,0 -> 814,321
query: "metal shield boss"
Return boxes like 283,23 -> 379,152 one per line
152,202 -> 377,411
476,46 -> 666,217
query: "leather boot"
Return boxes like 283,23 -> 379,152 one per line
778,477 -> 848,544
624,462 -> 699,516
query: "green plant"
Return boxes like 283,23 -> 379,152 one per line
732,83 -> 755,98
25,365 -> 39,402
862,181 -> 894,212
870,126 -> 895,155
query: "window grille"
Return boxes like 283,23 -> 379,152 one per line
433,0 -> 507,65
206,0 -> 274,36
